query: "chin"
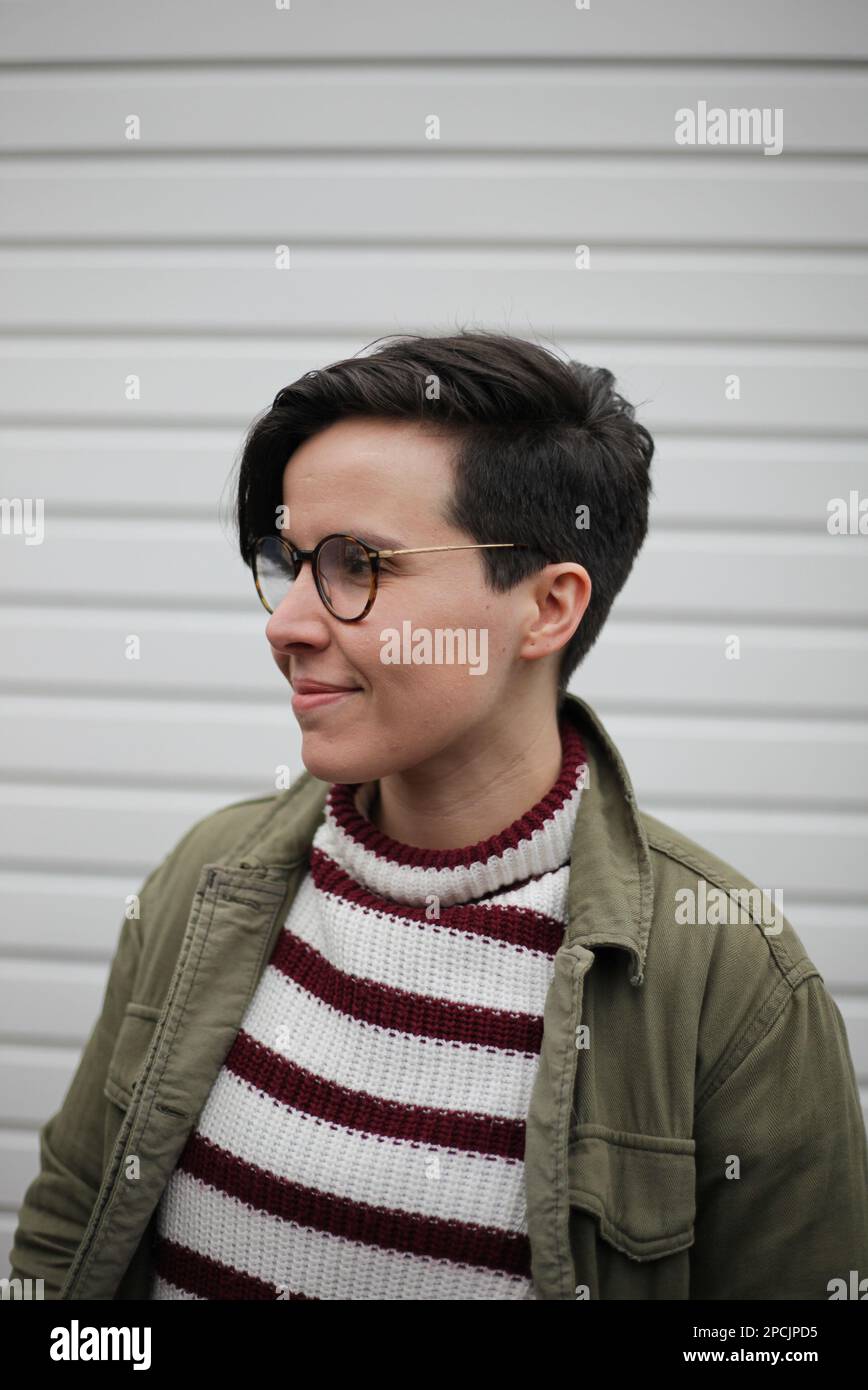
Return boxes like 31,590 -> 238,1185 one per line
299,739 -> 367,786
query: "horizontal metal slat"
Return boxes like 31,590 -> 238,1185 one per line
4,160 -> 865,247
1,70 -> 866,155
1,0 -> 864,61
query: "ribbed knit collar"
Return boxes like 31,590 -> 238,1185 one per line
315,718 -> 588,908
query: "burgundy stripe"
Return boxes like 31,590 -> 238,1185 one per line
327,718 -> 587,868
153,1234 -> 315,1301
178,1131 -> 531,1278
225,1030 -> 527,1160
271,927 -> 544,1053
309,845 -> 566,953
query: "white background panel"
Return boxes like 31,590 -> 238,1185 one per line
2,161 -> 867,247
1,1 -> 865,61
2,1 -> 867,1270
2,255 -> 865,341
0,69 -> 866,155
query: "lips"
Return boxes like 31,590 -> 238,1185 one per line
292,679 -> 361,694
290,677 -> 362,715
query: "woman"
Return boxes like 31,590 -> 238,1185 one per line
10,331 -> 868,1300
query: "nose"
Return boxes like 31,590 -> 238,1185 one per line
264,560 -> 330,650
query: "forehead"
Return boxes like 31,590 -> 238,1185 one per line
281,417 -> 454,506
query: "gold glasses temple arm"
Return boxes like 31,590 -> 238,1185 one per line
375,543 -> 526,558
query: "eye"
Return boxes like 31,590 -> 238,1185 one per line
342,549 -> 369,577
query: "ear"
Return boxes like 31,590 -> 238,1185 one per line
519,564 -> 591,665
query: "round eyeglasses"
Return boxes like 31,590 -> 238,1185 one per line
253,533 -> 531,622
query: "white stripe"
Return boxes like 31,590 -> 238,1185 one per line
288,872 -> 562,1012
153,1170 -> 536,1301
459,862 -> 572,915
194,1066 -> 529,1229
242,958 -> 544,1116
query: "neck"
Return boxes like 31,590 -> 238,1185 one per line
364,709 -> 566,851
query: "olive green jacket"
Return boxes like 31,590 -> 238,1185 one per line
8,694 -> 868,1300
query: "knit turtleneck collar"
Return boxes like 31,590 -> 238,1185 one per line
314,718 -> 588,908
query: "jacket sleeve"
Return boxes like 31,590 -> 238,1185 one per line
6,861 -> 160,1298
690,967 -> 868,1299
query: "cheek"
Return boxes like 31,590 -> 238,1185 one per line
366,617 -> 505,693
357,578 -> 513,688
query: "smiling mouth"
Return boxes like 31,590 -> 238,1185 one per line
291,687 -> 361,713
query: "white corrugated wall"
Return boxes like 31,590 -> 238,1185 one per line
1,0 -> 867,1272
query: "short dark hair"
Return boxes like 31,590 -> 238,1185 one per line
233,329 -> 654,700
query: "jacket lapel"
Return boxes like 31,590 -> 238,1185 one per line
524,694 -> 655,1297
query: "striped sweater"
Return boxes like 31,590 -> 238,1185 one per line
150,717 -> 588,1300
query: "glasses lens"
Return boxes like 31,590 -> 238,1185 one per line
254,535 -> 296,613
317,536 -> 373,619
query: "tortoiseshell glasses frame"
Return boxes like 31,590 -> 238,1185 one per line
253,533 -> 532,621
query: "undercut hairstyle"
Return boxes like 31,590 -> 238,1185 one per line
233,329 -> 654,703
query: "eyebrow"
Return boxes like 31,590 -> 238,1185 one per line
279,528 -> 407,552
356,530 -> 407,551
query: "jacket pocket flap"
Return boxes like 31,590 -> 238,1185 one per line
567,1127 -> 696,1261
104,1002 -> 161,1110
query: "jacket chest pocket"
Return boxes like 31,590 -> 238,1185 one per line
567,1126 -> 696,1299
103,1002 -> 162,1113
